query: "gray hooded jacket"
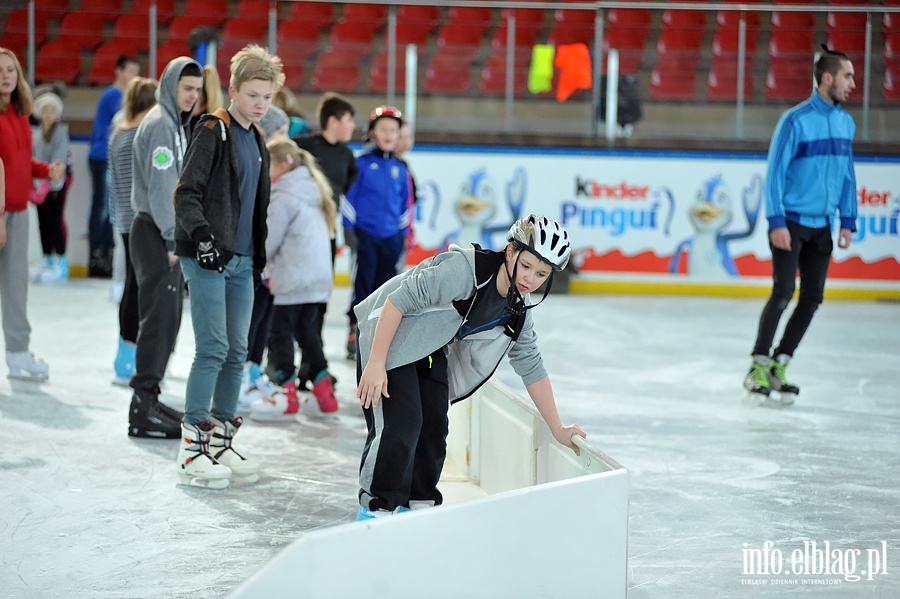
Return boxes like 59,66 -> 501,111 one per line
130,56 -> 199,248
354,244 -> 548,402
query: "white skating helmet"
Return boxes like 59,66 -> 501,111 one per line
506,214 -> 571,271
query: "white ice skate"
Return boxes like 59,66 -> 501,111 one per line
208,416 -> 259,484
249,381 -> 305,422
176,421 -> 232,489
6,351 -> 50,382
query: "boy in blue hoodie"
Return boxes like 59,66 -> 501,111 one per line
744,45 -> 858,406
341,105 -> 411,359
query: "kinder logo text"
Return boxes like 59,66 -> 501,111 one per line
853,188 -> 899,242
574,177 -> 650,200
742,540 -> 889,583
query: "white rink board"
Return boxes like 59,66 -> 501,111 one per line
229,381 -> 629,599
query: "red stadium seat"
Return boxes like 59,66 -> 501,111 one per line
553,8 -> 596,27
112,14 -> 150,54
766,59 -> 814,101
80,0 -> 122,21
886,33 -> 900,62
330,19 -> 377,46
311,47 -> 360,92
447,6 -> 492,33
548,22 -> 594,47
706,54 -> 754,100
236,0 -> 272,22
885,13 -> 900,35
608,8 -> 651,34
367,50 -> 408,93
479,47 -> 529,96
769,29 -> 815,57
156,41 -> 191,78
396,5 -> 439,42
826,30 -> 867,56
132,0 -> 176,24
435,24 -> 482,62
658,27 -> 703,53
424,49 -> 474,95
34,0 -> 69,21
492,22 -> 541,48
216,19 -> 268,83
826,11 -> 868,32
183,0 -> 229,21
87,42 -> 135,84
35,40 -> 82,83
663,8 -> 706,27
166,15 -> 222,44
277,19 -> 320,61
603,28 -> 646,75
2,9 -> 49,56
716,10 -> 761,30
57,12 -> 106,50
341,3 -> 387,32
771,11 -> 815,31
883,64 -> 900,101
712,26 -> 759,54
288,2 -> 335,30
282,62 -> 304,90
650,53 -> 698,100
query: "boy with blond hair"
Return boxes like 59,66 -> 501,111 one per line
173,45 -> 283,489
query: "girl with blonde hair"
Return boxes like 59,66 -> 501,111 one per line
252,137 -> 339,420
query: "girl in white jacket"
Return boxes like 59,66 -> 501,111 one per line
262,138 -> 339,415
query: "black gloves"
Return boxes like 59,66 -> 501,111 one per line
344,227 -> 358,252
197,235 -> 225,272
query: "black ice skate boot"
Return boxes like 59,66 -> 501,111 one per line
742,355 -> 771,406
767,354 -> 798,406
128,388 -> 181,438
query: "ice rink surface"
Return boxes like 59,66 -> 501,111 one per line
2,279 -> 898,598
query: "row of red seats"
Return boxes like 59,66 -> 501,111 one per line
7,2 -> 899,101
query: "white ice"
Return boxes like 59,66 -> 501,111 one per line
2,281 -> 898,598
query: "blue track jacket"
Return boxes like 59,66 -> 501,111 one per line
765,91 -> 857,232
341,149 -> 411,239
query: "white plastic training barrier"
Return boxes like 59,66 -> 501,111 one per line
229,381 -> 629,599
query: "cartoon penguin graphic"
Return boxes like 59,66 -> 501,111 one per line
441,167 -> 527,250
669,173 -> 763,279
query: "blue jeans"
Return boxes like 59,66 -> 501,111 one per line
181,255 -> 254,425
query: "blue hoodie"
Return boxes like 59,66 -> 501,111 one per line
765,91 -> 857,232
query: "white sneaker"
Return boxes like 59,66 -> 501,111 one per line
7,351 -> 50,382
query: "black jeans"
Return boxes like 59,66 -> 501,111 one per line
358,349 -> 450,512
247,284 -> 273,366
752,220 -> 833,358
268,303 -> 328,385
129,216 -> 183,392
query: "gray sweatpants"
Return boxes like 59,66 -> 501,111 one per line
0,210 -> 32,353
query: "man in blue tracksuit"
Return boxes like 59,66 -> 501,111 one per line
744,46 -> 858,406
341,105 -> 411,359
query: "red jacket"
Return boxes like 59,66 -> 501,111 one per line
0,105 -> 51,213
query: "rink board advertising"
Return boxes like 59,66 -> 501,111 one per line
402,147 -> 900,284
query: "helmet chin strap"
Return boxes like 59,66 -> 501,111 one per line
504,250 -> 554,316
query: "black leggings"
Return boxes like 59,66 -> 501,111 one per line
268,303 -> 328,385
118,233 -> 140,343
752,220 -> 833,358
35,183 -> 69,256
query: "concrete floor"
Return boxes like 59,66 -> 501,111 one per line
1,279 -> 898,598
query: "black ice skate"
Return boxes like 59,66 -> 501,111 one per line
767,354 -> 798,406
128,388 -> 181,438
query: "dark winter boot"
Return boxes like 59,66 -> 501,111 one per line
128,388 -> 181,438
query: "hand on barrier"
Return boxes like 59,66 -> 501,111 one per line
197,235 -> 225,272
554,424 -> 587,456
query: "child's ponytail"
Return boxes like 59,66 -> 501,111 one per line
267,138 -> 337,237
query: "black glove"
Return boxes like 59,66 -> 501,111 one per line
344,227 -> 358,252
197,236 -> 225,272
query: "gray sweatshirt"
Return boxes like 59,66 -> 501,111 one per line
354,244 -> 548,402
131,56 -> 199,247
32,123 -> 68,192
265,166 -> 333,306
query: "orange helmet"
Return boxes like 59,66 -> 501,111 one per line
367,105 -> 403,130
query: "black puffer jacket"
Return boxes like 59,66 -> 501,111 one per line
174,108 -> 269,271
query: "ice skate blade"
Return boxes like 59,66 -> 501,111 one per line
231,472 -> 260,484
177,473 -> 231,489
111,375 -> 133,388
128,426 -> 180,439
7,373 -> 49,383
742,390 -> 768,407
762,393 -> 795,408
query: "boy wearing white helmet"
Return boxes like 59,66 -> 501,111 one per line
354,214 -> 586,520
